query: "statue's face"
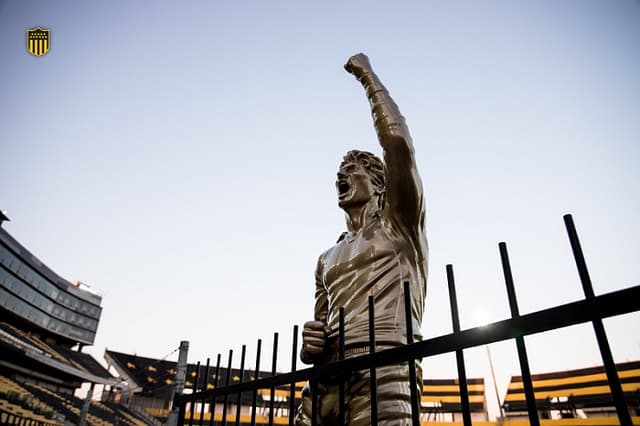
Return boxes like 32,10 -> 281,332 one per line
336,162 -> 376,209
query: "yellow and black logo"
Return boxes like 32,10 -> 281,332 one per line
27,27 -> 50,57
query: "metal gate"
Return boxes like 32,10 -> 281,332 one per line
174,214 -> 640,426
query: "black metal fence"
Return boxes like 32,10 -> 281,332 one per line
174,214 -> 640,426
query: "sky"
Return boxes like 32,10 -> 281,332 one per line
1,0 -> 639,419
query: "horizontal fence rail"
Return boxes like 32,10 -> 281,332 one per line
173,215 -> 639,426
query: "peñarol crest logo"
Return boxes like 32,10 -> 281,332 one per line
27,27 -> 50,57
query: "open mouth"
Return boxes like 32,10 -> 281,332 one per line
337,180 -> 350,197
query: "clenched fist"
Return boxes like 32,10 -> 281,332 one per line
300,320 -> 328,364
344,53 -> 373,79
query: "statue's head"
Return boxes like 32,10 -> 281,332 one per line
336,150 -> 385,211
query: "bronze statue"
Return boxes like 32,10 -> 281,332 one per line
296,53 -> 428,425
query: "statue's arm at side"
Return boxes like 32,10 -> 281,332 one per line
345,53 -> 424,229
300,256 -> 328,365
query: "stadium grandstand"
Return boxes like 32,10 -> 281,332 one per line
0,212 -> 150,425
503,360 -> 640,422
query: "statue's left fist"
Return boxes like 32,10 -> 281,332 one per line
344,53 -> 372,78
300,321 -> 328,364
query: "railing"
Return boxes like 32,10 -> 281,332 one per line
0,408 -> 60,426
173,215 -> 640,426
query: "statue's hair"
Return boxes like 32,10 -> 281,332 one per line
341,150 -> 385,187
340,150 -> 386,210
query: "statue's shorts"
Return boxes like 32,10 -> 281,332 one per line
295,360 -> 422,426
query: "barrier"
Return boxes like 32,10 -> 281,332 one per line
173,215 -> 640,426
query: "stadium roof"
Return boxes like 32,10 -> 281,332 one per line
105,349 -> 271,396
0,322 -> 117,385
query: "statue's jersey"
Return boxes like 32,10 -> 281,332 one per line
315,216 -> 427,348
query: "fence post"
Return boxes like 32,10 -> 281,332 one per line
268,332 -> 279,426
338,307 -> 346,426
368,295 -> 378,425
310,379 -> 318,426
168,340 -> 190,426
499,242 -> 540,426
564,214 -> 632,426
403,282 -> 421,426
222,350 -> 233,426
78,382 -> 94,426
446,266 -> 472,426
199,358 -> 210,426
289,326 -> 299,425
188,361 -> 200,426
235,345 -> 247,426
209,354 -> 221,426
251,339 -> 262,426
177,394 -> 187,426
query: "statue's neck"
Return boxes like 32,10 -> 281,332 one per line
344,199 -> 380,233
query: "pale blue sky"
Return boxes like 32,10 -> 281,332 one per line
1,0 -> 639,418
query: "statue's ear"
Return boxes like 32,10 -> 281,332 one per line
375,185 -> 385,196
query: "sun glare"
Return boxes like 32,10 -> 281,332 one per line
472,307 -> 492,328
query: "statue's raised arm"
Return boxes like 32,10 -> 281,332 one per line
345,53 -> 425,242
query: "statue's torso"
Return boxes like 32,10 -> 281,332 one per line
318,217 -> 427,347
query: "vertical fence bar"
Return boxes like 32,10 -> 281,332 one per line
564,214 -> 632,425
177,394 -> 187,426
188,362 -> 200,426
268,332 -> 279,426
368,295 -> 378,425
235,345 -> 246,426
289,325 -> 299,425
222,350 -> 233,426
338,307 -> 346,426
499,242 -> 540,426
199,358 -> 210,426
445,266 -> 472,426
251,339 -> 262,426
403,281 -> 421,426
311,375 -> 318,426
209,354 -> 221,426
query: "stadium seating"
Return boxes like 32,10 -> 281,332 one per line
503,360 -> 640,421
0,374 -> 149,426
421,377 -> 488,422
0,376 -> 60,425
